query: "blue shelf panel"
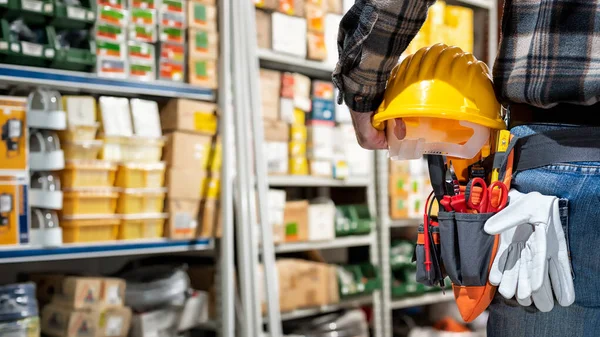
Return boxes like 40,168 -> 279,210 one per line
0,64 -> 215,101
0,239 -> 213,263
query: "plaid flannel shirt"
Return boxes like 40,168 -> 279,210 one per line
334,0 -> 600,112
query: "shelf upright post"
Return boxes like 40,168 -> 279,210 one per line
217,0 -> 235,333
376,150 -> 393,337
368,151 -> 384,337
242,0 -> 283,334
231,0 -> 261,335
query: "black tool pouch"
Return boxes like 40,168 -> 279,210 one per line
437,211 -> 495,286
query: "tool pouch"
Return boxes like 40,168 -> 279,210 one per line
415,223 -> 443,286
437,210 -> 498,322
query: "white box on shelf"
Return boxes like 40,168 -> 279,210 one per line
308,125 -> 334,160
265,142 -> 289,175
280,98 -> 295,124
30,150 -> 65,171
272,12 -> 307,58
268,189 -> 286,210
334,89 -> 352,123
29,189 -> 63,210
27,110 -> 67,131
325,14 -> 342,66
308,199 -> 336,241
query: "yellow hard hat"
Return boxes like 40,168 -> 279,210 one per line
373,44 -> 506,160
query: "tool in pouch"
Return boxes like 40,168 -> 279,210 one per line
375,44 -> 510,322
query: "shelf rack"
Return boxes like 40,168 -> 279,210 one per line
0,239 -> 213,264
0,64 -> 215,101
268,175 -> 370,187
274,234 -> 374,253
390,292 -> 454,310
280,296 -> 373,321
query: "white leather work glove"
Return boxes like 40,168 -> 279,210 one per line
520,198 -> 575,311
484,189 -> 551,300
484,190 -> 575,312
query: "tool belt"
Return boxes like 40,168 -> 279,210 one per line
415,126 -> 600,322
509,103 -> 600,127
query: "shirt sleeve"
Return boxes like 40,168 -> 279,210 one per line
332,0 -> 434,112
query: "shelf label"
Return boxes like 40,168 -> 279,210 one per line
22,0 -> 43,12
0,42 -> 7,50
0,0 -> 7,4
44,48 -> 54,58
21,42 -> 43,57
67,6 -> 87,20
43,2 -> 52,12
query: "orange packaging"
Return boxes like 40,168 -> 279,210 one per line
312,81 -> 334,100
0,174 -> 28,245
0,96 -> 27,171
307,32 -> 326,61
305,3 -> 325,33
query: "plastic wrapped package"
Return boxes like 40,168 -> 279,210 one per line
30,208 -> 62,247
121,265 -> 190,312
29,130 -> 65,171
61,215 -> 120,242
0,283 -> 38,321
27,88 -> 67,130
0,317 -> 40,337
30,171 -> 63,210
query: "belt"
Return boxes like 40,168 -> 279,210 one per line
509,103 -> 600,128
493,127 -> 600,181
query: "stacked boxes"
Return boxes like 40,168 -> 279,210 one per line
388,159 -> 429,219
159,0 -> 187,81
404,1 -> 473,55
283,72 -> 310,175
96,3 -> 129,78
37,276 -> 132,337
0,96 -> 29,246
187,0 -> 219,88
261,69 -> 290,175
307,80 -> 334,177
128,0 -> 159,80
305,0 -> 327,61
160,98 -> 221,239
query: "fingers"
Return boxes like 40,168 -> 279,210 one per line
498,245 -> 521,299
350,110 -> 388,150
517,246 -> 532,302
531,271 -> 554,312
393,118 -> 406,140
528,226 -> 548,292
549,258 -> 575,307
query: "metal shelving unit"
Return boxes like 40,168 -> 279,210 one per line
390,292 -> 453,310
0,64 -> 215,100
0,239 -> 213,264
268,175 -> 370,187
258,49 -> 334,80
274,234 -> 374,253
280,296 -> 373,321
389,219 -> 421,228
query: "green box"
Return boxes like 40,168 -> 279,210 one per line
50,29 -> 95,71
1,0 -> 54,24
0,19 -> 55,66
52,0 -> 96,29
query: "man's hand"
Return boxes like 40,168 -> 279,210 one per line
350,110 -> 406,150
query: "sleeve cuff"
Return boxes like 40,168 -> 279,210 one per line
333,73 -> 385,112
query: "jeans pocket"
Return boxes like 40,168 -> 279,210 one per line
455,212 -> 495,286
438,211 -> 461,285
558,198 -> 574,280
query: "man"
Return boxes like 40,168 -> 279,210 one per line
334,1 -> 600,336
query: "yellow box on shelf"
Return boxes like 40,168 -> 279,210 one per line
200,176 -> 220,199
63,140 -> 103,161
62,188 -> 118,216
99,136 -> 165,163
289,157 -> 309,175
58,125 -> 99,142
61,215 -> 120,243
62,161 -> 118,188
117,188 -> 167,214
289,141 -> 306,158
118,213 -> 167,240
115,162 -> 166,188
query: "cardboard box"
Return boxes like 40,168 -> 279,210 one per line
388,173 -> 410,197
259,260 -> 297,313
279,98 -> 295,124
294,260 -> 332,308
390,196 -> 408,219
327,0 -> 342,14
280,72 -> 294,98
265,142 -> 288,174
256,9 -> 272,49
130,307 -> 179,337
268,189 -> 286,243
189,28 -> 219,59
308,200 -> 335,241
197,198 -> 222,238
254,0 -> 277,10
159,59 -> 184,82
312,81 -> 334,100
293,73 -> 312,111
444,5 -> 474,53
290,124 -> 307,141
264,120 -> 289,142
278,0 -> 305,16
161,99 -> 218,135
52,277 -> 102,309
0,175 -> 29,245
307,32 -> 327,61
166,198 -> 200,239
188,58 -> 218,88
309,98 -> 335,123
42,304 -> 99,337
289,157 -> 308,175
101,278 -> 126,308
293,108 -> 305,125
29,273 -> 66,305
163,132 -> 213,170
309,160 -> 332,177
166,168 -> 205,199
260,69 -> 282,121
305,3 -> 325,33
188,2 -> 217,31
0,97 -> 27,171
283,200 -> 309,242
307,125 -> 334,160
272,13 -> 307,58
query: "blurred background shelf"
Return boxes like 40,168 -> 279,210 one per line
274,234 -> 374,253
0,239 -> 213,263
258,49 -> 334,79
390,292 -> 453,310
280,296 -> 373,321
389,219 -> 421,228
268,175 -> 370,187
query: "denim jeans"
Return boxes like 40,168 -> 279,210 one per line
487,124 -> 600,337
